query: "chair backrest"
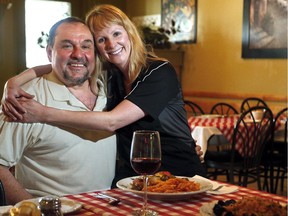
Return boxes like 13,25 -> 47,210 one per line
210,102 -> 238,115
184,100 -> 205,117
240,97 -> 268,113
231,106 -> 273,170
0,180 -> 6,206
274,107 -> 288,144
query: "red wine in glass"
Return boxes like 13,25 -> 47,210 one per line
131,158 -> 161,175
130,130 -> 161,216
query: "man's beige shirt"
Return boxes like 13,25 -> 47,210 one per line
0,72 -> 116,197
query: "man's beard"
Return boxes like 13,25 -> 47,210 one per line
63,69 -> 90,86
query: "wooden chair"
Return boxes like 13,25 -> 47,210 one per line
210,102 -> 238,115
204,106 -> 274,189
240,97 -> 268,113
184,100 -> 205,117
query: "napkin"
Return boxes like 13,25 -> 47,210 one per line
0,205 -> 12,215
192,175 -> 238,195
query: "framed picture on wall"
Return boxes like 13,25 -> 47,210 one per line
161,0 -> 197,44
242,0 -> 287,58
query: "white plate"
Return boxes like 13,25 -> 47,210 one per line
15,197 -> 82,214
206,185 -> 238,195
199,200 -> 217,216
116,176 -> 213,201
0,205 -> 13,215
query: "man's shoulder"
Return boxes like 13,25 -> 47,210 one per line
22,73 -> 62,94
21,75 -> 61,100
22,77 -> 44,93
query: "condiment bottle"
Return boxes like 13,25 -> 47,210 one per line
38,196 -> 63,216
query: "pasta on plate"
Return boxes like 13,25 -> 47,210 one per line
131,171 -> 200,193
117,173 -> 213,201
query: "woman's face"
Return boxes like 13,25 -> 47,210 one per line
94,24 -> 131,73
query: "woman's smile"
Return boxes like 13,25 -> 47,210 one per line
108,47 -> 123,55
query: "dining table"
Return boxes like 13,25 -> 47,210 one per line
63,178 -> 288,216
188,114 -> 284,157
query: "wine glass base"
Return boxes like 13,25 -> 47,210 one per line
131,209 -> 158,216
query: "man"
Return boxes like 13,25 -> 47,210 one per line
0,17 -> 116,205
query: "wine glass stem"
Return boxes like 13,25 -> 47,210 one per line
142,174 -> 148,212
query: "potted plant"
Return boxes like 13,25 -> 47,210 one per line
140,20 -> 180,49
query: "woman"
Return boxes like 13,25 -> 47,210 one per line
2,4 -> 206,185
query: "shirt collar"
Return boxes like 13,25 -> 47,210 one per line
44,72 -> 107,111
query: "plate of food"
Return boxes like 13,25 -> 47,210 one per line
14,197 -> 82,215
199,196 -> 287,216
116,171 -> 213,201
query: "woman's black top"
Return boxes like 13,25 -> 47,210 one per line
107,59 -> 206,187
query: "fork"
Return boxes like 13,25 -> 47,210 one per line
94,193 -> 135,207
94,193 -> 120,206
210,185 -> 224,191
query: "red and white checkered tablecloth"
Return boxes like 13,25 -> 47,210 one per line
188,115 -> 283,156
64,187 -> 287,216
188,115 -> 239,144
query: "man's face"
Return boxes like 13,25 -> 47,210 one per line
47,22 -> 95,86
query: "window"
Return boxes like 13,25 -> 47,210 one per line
25,0 -> 71,68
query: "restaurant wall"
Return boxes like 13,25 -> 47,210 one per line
127,0 -> 287,113
0,0 -> 26,99
181,0 -> 287,113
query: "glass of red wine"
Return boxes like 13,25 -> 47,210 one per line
130,130 -> 161,216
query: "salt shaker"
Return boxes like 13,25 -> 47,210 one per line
39,196 -> 63,216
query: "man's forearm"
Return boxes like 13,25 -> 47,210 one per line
0,166 -> 33,205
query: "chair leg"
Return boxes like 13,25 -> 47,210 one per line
238,170 -> 246,187
238,173 -> 242,186
257,169 -> 262,191
262,165 -> 269,192
243,172 -> 248,187
280,169 -> 287,191
212,169 -> 218,180
274,166 -> 281,193
269,162 -> 275,193
228,170 -> 234,184
225,170 -> 229,182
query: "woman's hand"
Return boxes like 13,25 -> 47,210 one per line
5,98 -> 46,123
195,144 -> 204,162
1,80 -> 34,120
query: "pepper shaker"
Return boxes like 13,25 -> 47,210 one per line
39,196 -> 63,216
